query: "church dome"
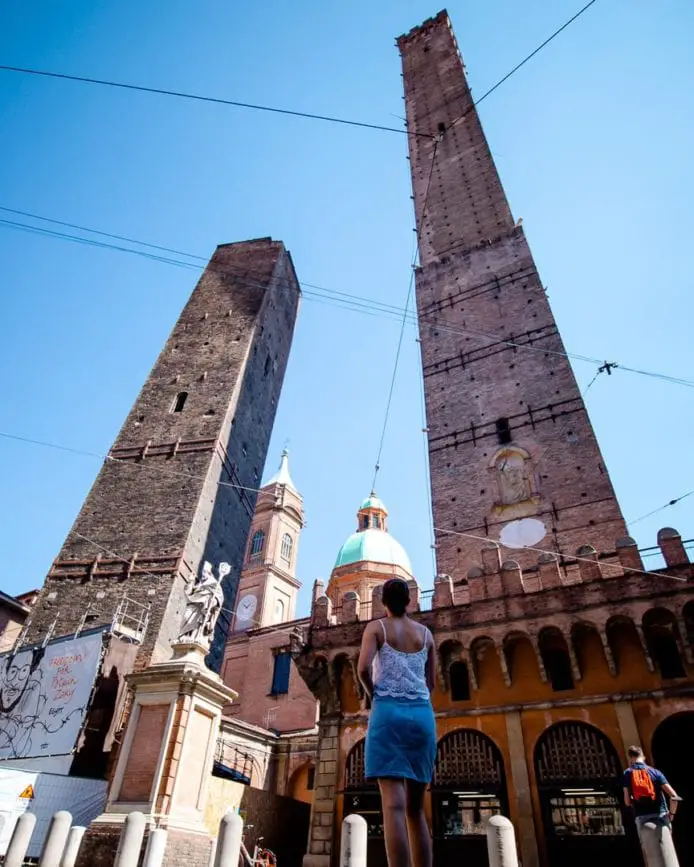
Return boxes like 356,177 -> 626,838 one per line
360,494 -> 388,513
334,529 -> 412,573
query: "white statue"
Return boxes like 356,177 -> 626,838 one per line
497,453 -> 532,505
178,561 -> 230,647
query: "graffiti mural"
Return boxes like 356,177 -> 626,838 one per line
0,630 -> 104,763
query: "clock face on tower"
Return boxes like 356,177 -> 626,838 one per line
235,594 -> 258,629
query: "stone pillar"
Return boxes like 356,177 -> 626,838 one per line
303,718 -> 340,867
614,701 -> 641,756
504,711 -> 540,867
78,641 -> 237,867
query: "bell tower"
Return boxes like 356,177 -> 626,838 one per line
397,12 -> 626,575
232,449 -> 304,631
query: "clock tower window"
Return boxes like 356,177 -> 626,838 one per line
280,533 -> 293,563
249,530 -> 265,561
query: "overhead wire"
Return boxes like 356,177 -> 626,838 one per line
628,490 -> 694,527
433,526 -> 689,583
0,65 -> 433,140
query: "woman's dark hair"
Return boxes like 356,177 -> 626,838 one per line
382,578 -> 410,617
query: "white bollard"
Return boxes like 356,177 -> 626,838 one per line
143,828 -> 168,867
486,815 -> 519,867
214,809 -> 244,867
5,812 -> 37,867
114,811 -> 147,867
208,837 -> 217,867
340,815 -> 367,867
59,826 -> 86,867
39,811 -> 73,867
639,821 -> 680,867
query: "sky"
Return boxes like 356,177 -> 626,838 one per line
1,0 -> 693,616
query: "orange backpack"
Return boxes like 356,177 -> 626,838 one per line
631,768 -> 657,802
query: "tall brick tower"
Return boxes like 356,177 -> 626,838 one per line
397,12 -> 627,575
27,238 -> 300,671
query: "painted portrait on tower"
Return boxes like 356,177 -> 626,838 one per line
0,630 -> 104,765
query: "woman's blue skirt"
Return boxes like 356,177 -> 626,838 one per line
365,695 -> 436,784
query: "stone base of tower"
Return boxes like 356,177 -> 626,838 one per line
78,640 -> 236,866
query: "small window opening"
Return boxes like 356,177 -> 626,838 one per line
264,354 -> 271,376
373,515 -> 380,529
171,392 -> 188,413
495,417 -> 512,445
450,661 -> 470,701
307,767 -> 316,790
362,515 -> 370,530
437,121 -> 446,134
270,652 -> 291,696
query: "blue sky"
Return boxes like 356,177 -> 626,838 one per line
1,0 -> 692,614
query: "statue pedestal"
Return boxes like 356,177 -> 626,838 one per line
78,641 -> 237,867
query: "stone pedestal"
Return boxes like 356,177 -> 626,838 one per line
78,641 -> 237,867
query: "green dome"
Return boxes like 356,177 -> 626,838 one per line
360,495 -> 387,513
334,529 -> 412,573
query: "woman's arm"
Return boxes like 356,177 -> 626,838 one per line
426,630 -> 437,694
357,621 -> 379,702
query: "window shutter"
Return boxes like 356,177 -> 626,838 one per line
271,652 -> 291,695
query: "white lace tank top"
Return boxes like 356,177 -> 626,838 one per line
372,619 -> 430,701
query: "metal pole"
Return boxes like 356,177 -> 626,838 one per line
39,811 -> 73,867
59,826 -> 86,867
143,828 -> 168,867
486,815 -> 519,867
639,821 -> 680,867
114,811 -> 147,867
5,812 -> 37,867
214,809 -> 244,867
340,815 -> 367,867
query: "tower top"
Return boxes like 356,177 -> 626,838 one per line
264,448 -> 298,494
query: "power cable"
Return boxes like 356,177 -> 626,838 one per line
371,137 -> 440,492
628,490 -> 694,527
3,212 -> 694,391
0,65 -> 433,140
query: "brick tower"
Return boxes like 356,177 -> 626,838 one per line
397,12 -> 627,575
27,238 -> 301,671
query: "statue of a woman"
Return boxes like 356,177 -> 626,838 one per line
178,561 -> 229,646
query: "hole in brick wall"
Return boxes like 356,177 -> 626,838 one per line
589,520 -> 595,525
581,492 -> 587,497
171,392 -> 188,413
457,547 -> 462,553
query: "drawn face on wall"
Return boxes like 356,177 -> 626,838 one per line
0,658 -> 32,712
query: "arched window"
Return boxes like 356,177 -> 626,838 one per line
449,661 -> 470,701
643,608 -> 685,679
249,530 -> 265,561
362,515 -> 370,529
274,597 -> 285,624
539,628 -> 574,692
281,533 -> 293,563
171,391 -> 188,413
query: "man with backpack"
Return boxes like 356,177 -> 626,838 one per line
623,745 -> 680,827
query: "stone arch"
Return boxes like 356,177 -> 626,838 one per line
571,621 -> 611,681
288,760 -> 315,804
333,653 -> 361,713
605,615 -> 650,679
682,601 -> 694,649
652,712 -> 694,865
503,631 -> 542,688
538,627 -> 575,692
642,607 -> 686,679
438,638 -> 464,691
469,636 -> 505,693
534,721 -> 639,863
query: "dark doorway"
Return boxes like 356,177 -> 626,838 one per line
652,712 -> 694,866
535,722 -> 641,867
432,729 -> 508,867
342,739 -> 386,867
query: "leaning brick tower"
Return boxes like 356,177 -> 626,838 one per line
26,238 -> 301,671
397,11 -> 627,576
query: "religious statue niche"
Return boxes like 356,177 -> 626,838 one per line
491,447 -> 534,507
178,560 -> 230,649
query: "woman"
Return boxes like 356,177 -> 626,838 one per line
357,578 -> 437,867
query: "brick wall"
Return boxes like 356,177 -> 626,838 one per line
398,13 -> 626,575
27,238 -> 301,676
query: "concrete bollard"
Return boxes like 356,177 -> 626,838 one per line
340,814 -> 367,867
60,826 -> 86,867
143,828 -> 168,867
486,815 -> 519,867
213,809 -> 244,867
5,812 -> 37,867
39,811 -> 73,867
639,821 -> 680,867
114,811 -> 147,867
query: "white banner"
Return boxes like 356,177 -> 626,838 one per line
0,630 -> 104,764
